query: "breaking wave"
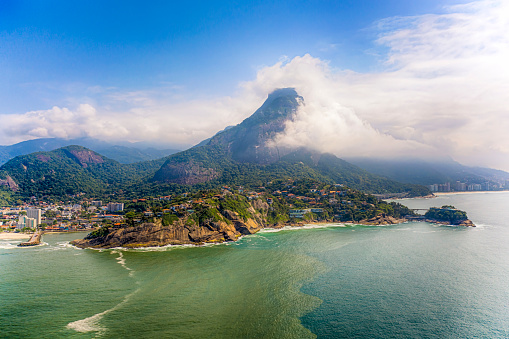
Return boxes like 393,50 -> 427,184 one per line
66,288 -> 140,334
67,251 -> 138,334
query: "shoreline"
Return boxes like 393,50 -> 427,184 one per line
433,190 -> 509,196
389,190 -> 509,201
71,217 -> 408,249
70,216 -> 472,249
0,232 -> 32,240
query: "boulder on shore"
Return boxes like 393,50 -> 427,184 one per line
456,219 -> 476,227
359,214 -> 405,225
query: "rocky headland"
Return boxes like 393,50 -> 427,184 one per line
71,207 -> 266,249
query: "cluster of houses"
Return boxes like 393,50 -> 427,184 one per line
1,181 -> 380,231
0,200 -> 125,232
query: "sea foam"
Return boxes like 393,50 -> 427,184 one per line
259,223 -> 348,233
67,288 -> 140,333
67,250 -> 138,333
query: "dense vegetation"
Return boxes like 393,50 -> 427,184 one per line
0,145 -> 164,201
0,144 -> 430,205
0,187 -> 14,206
153,146 -> 430,197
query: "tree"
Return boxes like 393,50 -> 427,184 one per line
125,211 -> 136,227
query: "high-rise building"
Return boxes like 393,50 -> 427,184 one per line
27,209 -> 41,226
454,181 -> 467,191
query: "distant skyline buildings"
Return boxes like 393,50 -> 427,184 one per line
428,181 -> 506,193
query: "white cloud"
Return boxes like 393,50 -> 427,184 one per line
0,89 -> 265,149
247,0 -> 509,169
1,0 -> 508,170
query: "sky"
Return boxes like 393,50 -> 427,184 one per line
1,0 -> 509,171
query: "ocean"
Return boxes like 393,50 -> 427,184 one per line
1,192 -> 509,338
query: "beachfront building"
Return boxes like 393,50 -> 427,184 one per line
289,209 -> 311,218
27,209 -> 41,226
17,215 -> 37,230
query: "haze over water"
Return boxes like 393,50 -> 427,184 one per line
1,192 -> 509,338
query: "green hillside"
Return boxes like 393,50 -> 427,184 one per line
0,145 -> 162,199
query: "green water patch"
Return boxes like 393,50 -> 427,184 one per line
95,242 -> 323,338
0,234 -> 137,338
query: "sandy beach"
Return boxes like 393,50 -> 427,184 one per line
433,191 -> 509,196
0,232 -> 31,240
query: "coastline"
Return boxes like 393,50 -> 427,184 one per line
433,190 -> 509,196
0,232 -> 31,240
72,217 -> 409,249
389,190 -> 509,201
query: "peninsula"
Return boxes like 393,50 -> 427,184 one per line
70,179 -> 418,249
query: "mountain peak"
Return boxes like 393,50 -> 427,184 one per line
265,87 -> 300,104
244,88 -> 302,126
202,87 -> 302,164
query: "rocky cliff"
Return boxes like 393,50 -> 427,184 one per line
0,175 -> 18,191
71,208 -> 266,249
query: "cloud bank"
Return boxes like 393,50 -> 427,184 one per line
1,0 -> 508,170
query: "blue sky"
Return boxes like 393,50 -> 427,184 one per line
1,0 -> 509,171
1,0 -> 467,112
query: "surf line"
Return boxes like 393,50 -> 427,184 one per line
112,250 -> 135,277
66,288 -> 140,334
67,250 -> 137,334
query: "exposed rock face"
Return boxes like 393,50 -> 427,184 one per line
152,88 -> 303,184
153,160 -> 219,185
36,154 -> 50,162
71,209 -> 264,249
456,219 -> 476,227
359,213 -> 405,225
208,88 -> 302,164
424,218 -> 476,227
64,148 -> 104,168
0,175 -> 19,191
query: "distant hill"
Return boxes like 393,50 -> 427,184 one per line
346,157 -> 509,187
0,145 -> 165,198
153,88 -> 430,196
0,137 -> 179,165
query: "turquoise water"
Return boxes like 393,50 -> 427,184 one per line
1,192 -> 509,338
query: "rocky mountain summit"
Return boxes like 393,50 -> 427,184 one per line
151,88 -> 429,196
